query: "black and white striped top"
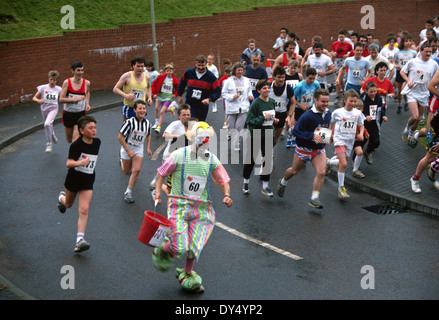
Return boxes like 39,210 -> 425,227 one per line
119,116 -> 151,146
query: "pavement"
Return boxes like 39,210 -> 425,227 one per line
1,87 -> 438,300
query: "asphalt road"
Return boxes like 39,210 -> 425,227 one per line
1,104 -> 439,303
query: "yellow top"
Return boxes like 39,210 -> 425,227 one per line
123,71 -> 148,107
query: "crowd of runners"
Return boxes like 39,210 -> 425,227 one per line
30,16 -> 439,292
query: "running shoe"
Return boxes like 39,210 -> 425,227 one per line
45,143 -> 53,153
175,268 -> 203,292
401,129 -> 409,143
152,237 -> 174,272
276,179 -> 286,197
352,170 -> 365,178
74,239 -> 90,253
57,191 -> 66,213
261,187 -> 274,198
154,126 -> 161,134
124,192 -> 134,203
149,178 -> 156,191
243,183 -> 249,194
308,197 -> 323,209
408,130 -> 419,148
338,186 -> 350,199
152,122 -> 158,130
410,177 -> 421,194
364,152 -> 373,164
397,105 -> 402,114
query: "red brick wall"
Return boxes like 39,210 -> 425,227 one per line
0,0 -> 437,108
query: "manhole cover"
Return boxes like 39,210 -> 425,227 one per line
363,204 -> 406,215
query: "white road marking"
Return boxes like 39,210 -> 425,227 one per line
215,221 -> 303,261
151,141 -> 167,160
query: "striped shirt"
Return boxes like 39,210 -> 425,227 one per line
157,146 -> 230,200
119,116 -> 151,147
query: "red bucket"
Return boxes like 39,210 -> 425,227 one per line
138,210 -> 173,247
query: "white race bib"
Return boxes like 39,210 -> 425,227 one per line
183,175 -> 207,199
262,110 -> 276,126
75,153 -> 98,174
66,93 -> 85,111
128,130 -> 146,147
192,89 -> 202,100
130,88 -> 145,100
314,127 -> 331,144
43,90 -> 59,104
340,116 -> 357,134
369,105 -> 377,120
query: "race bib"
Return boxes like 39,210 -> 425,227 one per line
75,153 -> 98,174
236,87 -> 244,97
262,110 -> 276,126
340,116 -> 357,134
161,83 -> 173,94
183,175 -> 207,199
314,127 -> 331,144
128,130 -> 146,147
301,93 -> 313,107
248,78 -> 259,91
130,88 -> 145,100
286,80 -> 299,89
192,89 -> 202,100
413,70 -> 428,84
352,69 -> 361,78
369,105 -> 377,120
67,93 -> 86,111
43,90 -> 59,104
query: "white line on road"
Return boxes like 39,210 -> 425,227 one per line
215,221 -> 303,261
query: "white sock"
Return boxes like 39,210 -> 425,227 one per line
338,172 -> 345,188
76,233 -> 84,243
311,191 -> 320,200
125,187 -> 132,194
280,178 -> 288,186
262,181 -> 269,189
353,155 -> 363,171
413,131 -> 419,141
244,178 -> 250,184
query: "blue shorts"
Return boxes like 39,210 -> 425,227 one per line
121,104 -> 135,119
345,83 -> 361,95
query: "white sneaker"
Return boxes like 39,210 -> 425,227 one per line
410,177 -> 421,193
338,186 -> 350,199
45,143 -> 53,153
152,122 -> 158,130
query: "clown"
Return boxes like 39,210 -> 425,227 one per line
152,121 -> 233,292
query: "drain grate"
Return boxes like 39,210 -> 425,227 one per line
363,204 -> 406,215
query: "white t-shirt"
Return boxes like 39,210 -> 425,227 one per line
163,120 -> 186,159
380,46 -> 399,64
401,57 -> 439,96
37,84 -> 62,112
305,54 -> 334,84
331,107 -> 364,149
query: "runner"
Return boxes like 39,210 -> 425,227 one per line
151,63 -> 179,134
328,89 -> 364,199
276,89 -> 332,209
152,121 -> 233,293
336,43 -> 372,96
393,34 -> 417,113
272,40 -> 302,72
303,42 -> 335,90
273,27 -> 289,53
244,52 -> 268,99
221,62 -> 254,151
113,56 -> 152,122
285,60 -> 303,148
268,66 -> 295,146
59,62 -> 91,143
32,70 -> 62,152
330,29 -> 353,107
240,38 -> 265,66
242,79 -> 278,197
361,62 -> 395,111
400,43 -> 439,144
177,55 -> 221,122
57,116 -> 101,253
207,54 -> 220,113
118,100 -> 152,203
410,70 -> 439,193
